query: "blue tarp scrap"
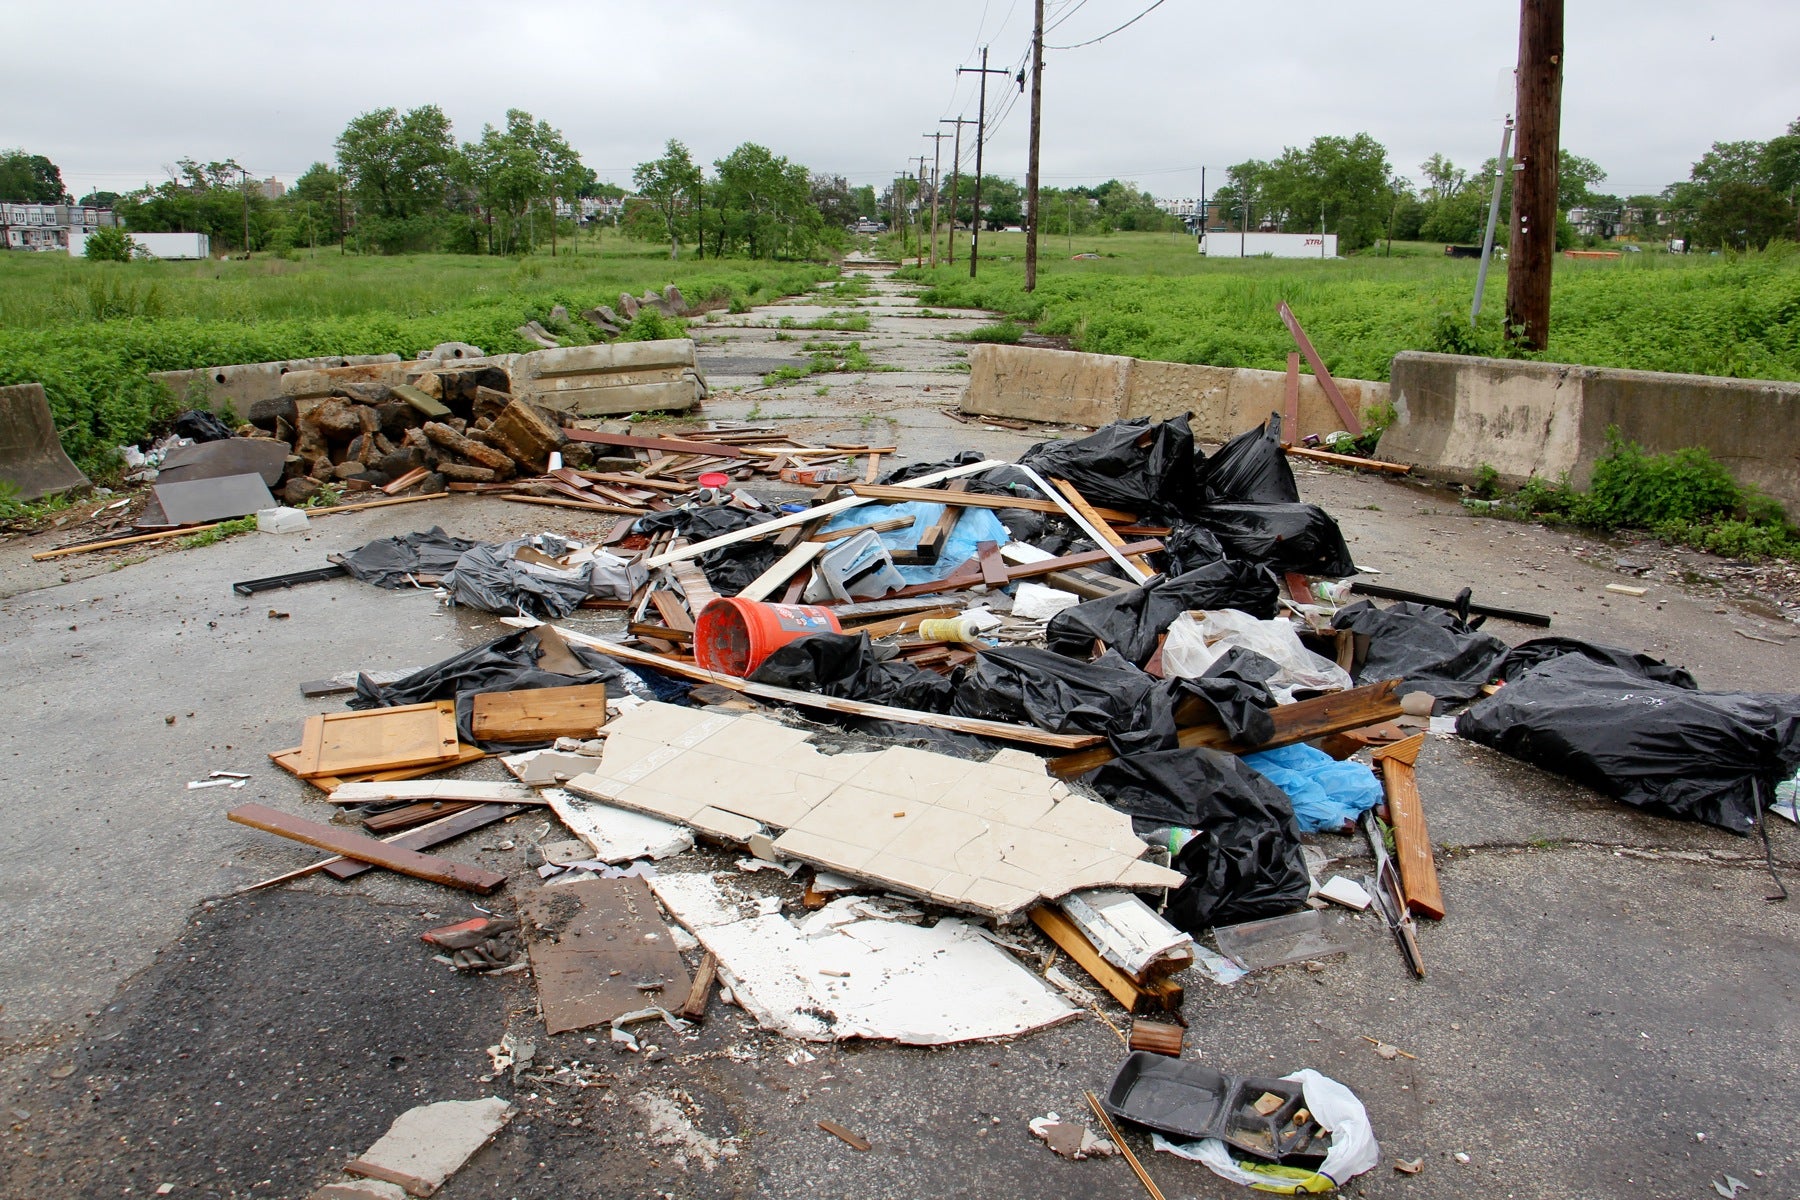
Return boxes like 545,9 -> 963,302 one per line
1241,742 -> 1384,833
815,501 -> 1012,587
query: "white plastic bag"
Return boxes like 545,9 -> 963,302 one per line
1162,610 -> 1352,702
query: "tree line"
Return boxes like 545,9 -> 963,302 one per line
1209,118 -> 1798,254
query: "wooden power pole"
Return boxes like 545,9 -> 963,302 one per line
1024,0 -> 1045,291
924,130 -> 947,267
1506,0 -> 1563,350
940,117 -> 973,265
959,47 -> 1010,279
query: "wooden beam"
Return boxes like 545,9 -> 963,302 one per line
876,539 -> 1163,601
1047,678 -> 1405,778
1282,444 -> 1412,474
1277,301 -> 1361,436
1029,906 -> 1182,1013
907,481 -> 966,564
736,541 -> 827,602
1284,351 -> 1300,436
848,482 -> 1134,524
1051,478 -> 1155,577
543,624 -> 1103,750
227,803 -> 508,893
838,606 -> 959,639
679,952 -> 718,1022
503,495 -> 643,516
561,428 -> 748,457
1374,734 -> 1444,920
806,516 -> 914,543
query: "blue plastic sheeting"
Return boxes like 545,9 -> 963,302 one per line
1241,743 -> 1384,834
816,501 -> 1011,586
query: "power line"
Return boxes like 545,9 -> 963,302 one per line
1045,0 -> 1092,33
1046,0 -> 1167,49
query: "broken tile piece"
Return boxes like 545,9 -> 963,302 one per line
308,1181 -> 411,1200
544,788 -> 694,862
343,1097 -> 513,1196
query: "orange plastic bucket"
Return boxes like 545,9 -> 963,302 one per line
694,597 -> 843,677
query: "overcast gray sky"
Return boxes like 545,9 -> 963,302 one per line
9,0 -> 1799,204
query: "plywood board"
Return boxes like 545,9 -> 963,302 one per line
470,683 -> 609,743
519,876 -> 691,1034
565,702 -> 1182,920
296,701 -> 461,779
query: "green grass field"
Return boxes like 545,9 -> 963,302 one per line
0,230 -> 836,474
896,231 -> 1800,385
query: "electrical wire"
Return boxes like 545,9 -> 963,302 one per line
1045,0 -> 1092,33
1046,0 -> 1167,49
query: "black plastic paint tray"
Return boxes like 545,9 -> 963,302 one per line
1100,1052 -> 1326,1162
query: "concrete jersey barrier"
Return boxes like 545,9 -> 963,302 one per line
0,383 -> 90,500
1378,351 -> 1800,517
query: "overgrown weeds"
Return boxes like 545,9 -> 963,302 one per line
1494,431 -> 1800,560
952,320 -> 1025,344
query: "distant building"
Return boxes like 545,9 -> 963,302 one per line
257,177 -> 286,201
1155,197 -> 1200,218
2,203 -> 117,251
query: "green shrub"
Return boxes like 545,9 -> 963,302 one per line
82,226 -> 135,263
954,320 -> 1025,344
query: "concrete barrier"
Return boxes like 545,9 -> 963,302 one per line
0,383 -> 90,500
1378,351 -> 1800,516
962,343 -> 1387,442
151,354 -> 402,415
510,339 -> 706,417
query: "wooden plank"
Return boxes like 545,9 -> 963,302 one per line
977,540 -> 1008,588
862,452 -> 882,483
363,800 -> 477,833
669,559 -> 719,614
561,428 -> 748,457
300,701 -> 461,779
649,588 -> 695,633
679,952 -> 718,1022
875,539 -> 1164,601
470,682 -> 610,743
381,466 -> 429,495
908,481 -> 966,564
817,1120 -> 872,1152
849,482 -> 1135,524
1284,351 -> 1300,436
503,494 -> 643,516
520,876 -> 690,1033
328,780 -> 537,806
1282,444 -> 1412,474
544,624 -> 1103,750
236,805 -> 516,892
805,516 -> 914,543
1029,906 -> 1182,1013
1375,734 -> 1444,920
736,541 -> 827,602
576,471 -> 693,494
1051,478 -> 1155,578
644,459 -> 1005,569
1047,678 -> 1405,778
1278,301 -> 1361,436
269,743 -> 485,792
227,802 -> 507,893
779,569 -> 810,605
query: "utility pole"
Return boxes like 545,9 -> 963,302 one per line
923,130 -> 948,266
1472,115 -> 1516,327
958,47 -> 1010,279
1506,0 -> 1563,350
1241,191 -> 1249,257
240,165 -> 251,257
1024,0 -> 1045,291
940,117 -> 973,265
912,156 -> 929,267
337,182 -> 345,255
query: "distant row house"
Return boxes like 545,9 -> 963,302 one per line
2,202 -> 118,251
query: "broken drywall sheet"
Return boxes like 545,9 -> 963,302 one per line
343,1097 -> 513,1196
1058,890 -> 1194,980
544,787 -> 694,862
566,702 -> 1182,919
649,871 -> 1077,1044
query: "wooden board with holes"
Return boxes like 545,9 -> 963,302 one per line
470,682 -> 609,743
293,701 -> 461,779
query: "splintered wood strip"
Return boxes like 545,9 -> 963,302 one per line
849,482 -> 1136,524
228,803 -> 507,893
862,452 -> 882,483
649,588 -> 695,633
817,1120 -> 872,1152
577,471 -> 693,494
362,800 -> 478,833
327,803 -> 526,881
560,428 -> 748,457
1375,734 -> 1443,919
503,495 -> 644,516
680,952 -> 718,1021
1051,478 -> 1156,578
736,541 -> 827,602
1283,444 -> 1412,474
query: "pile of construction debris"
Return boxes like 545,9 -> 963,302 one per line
220,409 -> 1800,1198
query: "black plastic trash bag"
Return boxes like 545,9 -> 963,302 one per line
749,632 -> 957,712
1491,636 -> 1698,689
1080,746 -> 1309,932
1045,559 -> 1280,666
349,627 -> 642,751
1188,503 -> 1358,578
1159,522 -> 1228,576
1332,599 -> 1510,708
1195,414 -> 1299,505
341,527 -> 485,588
952,646 -> 1177,757
444,537 -> 644,618
1020,414 -> 1201,519
172,409 -> 235,443
1456,656 -> 1800,833
1173,647 -> 1279,746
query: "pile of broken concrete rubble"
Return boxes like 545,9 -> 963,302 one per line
221,409 -> 1800,1199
